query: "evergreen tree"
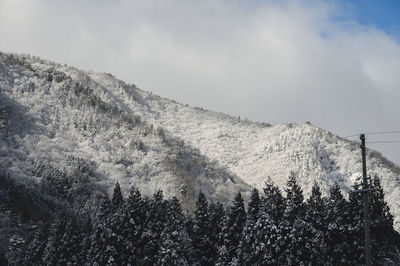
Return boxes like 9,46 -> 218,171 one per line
217,192 -> 246,264
370,176 -> 397,261
97,194 -> 112,222
111,181 -> 124,208
157,197 -> 192,265
306,181 -> 325,230
56,218 -> 81,265
239,210 -> 286,265
86,195 -> 116,265
279,173 -> 315,265
141,190 -> 166,265
326,183 -> 358,265
371,176 -> 394,239
304,181 -> 328,264
248,188 -> 260,221
237,212 -> 258,265
107,208 -> 130,265
192,192 -> 213,265
13,180 -> 400,265
284,218 -> 325,265
208,201 -> 225,262
236,188 -> 260,265
120,186 -> 148,264
88,223 -> 119,265
125,186 -> 147,230
283,172 -> 304,224
262,177 -> 285,223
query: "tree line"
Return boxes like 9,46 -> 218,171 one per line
12,173 -> 400,265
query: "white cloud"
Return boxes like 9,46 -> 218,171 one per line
1,0 -> 400,164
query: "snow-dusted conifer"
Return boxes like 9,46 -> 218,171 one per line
56,219 -> 81,265
97,194 -> 112,221
305,181 -> 328,264
208,201 -> 225,262
111,181 -> 124,208
306,181 -> 325,228
141,190 -> 166,265
371,176 -> 394,239
192,192 -> 213,265
217,192 -> 246,264
262,177 -> 285,222
248,188 -> 260,221
283,172 -> 305,223
326,183 -> 355,265
157,197 -> 192,265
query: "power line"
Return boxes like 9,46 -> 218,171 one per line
367,141 -> 400,144
345,134 -> 361,138
365,130 -> 400,135
345,131 -> 400,138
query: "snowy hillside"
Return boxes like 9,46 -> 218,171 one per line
0,52 -> 251,213
80,60 -> 400,229
1,52 -> 400,230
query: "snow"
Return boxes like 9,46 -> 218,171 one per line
2,52 -> 400,230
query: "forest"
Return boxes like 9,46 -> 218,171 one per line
1,170 -> 399,266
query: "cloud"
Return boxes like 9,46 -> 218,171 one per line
1,0 -> 400,164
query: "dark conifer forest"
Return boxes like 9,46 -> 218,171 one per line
1,171 -> 399,265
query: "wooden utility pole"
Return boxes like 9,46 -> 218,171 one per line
360,133 -> 372,266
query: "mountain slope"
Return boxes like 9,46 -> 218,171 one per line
1,52 -> 400,230
0,52 -> 251,214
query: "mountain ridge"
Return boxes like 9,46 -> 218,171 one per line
1,51 -> 400,230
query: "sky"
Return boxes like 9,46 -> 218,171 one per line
1,0 -> 400,165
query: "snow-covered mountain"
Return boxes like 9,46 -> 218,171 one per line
1,52 -> 400,229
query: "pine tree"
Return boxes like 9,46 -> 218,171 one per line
86,195 -> 116,265
248,188 -> 260,221
56,218 -> 81,265
262,177 -> 285,223
208,201 -> 225,263
112,181 -> 124,208
107,208 -> 130,265
217,192 -> 246,264
157,197 -> 192,265
236,189 -> 260,265
120,186 -> 147,264
306,182 -> 325,224
371,176 -> 394,236
280,173 -> 315,265
98,194 -> 112,222
370,176 -> 396,260
285,217 -> 324,265
326,183 -> 356,265
141,190 -> 166,265
239,209 -> 286,265
283,172 -> 304,224
237,213 -> 257,265
87,223 -> 118,265
305,181 -> 328,264
192,192 -> 213,265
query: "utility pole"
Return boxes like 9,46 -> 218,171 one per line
360,134 -> 372,266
